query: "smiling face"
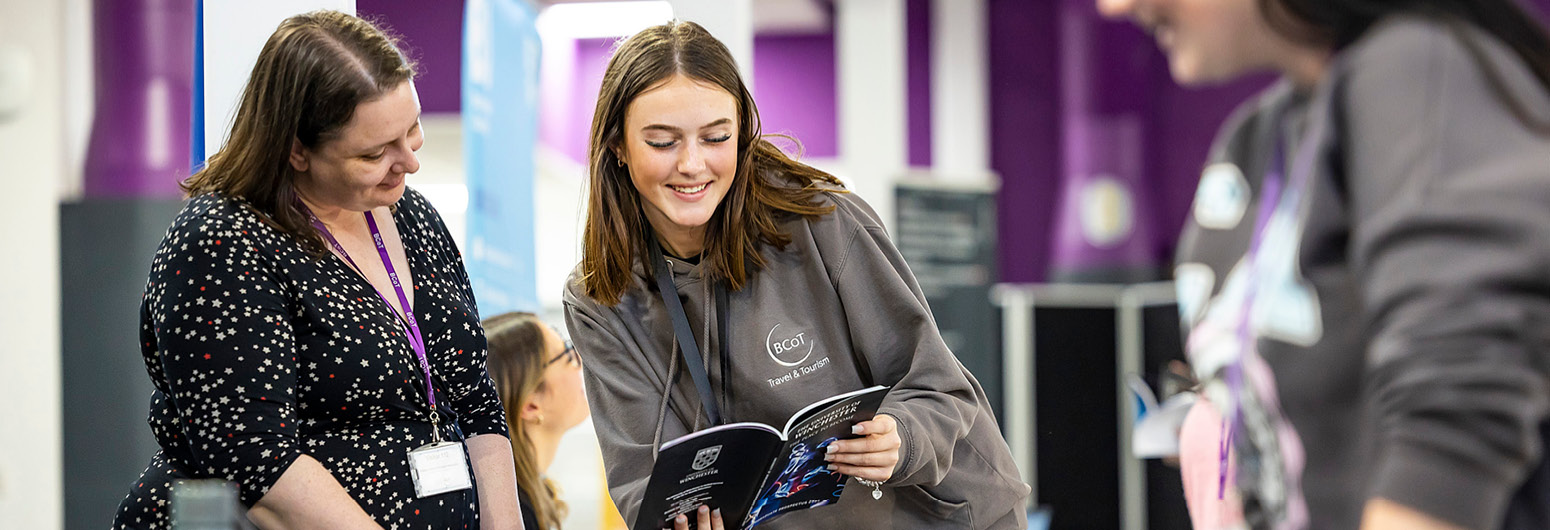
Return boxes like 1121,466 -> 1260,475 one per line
1097,0 -> 1293,85
290,80 -> 424,211
616,74 -> 739,255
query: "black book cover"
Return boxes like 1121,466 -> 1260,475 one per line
633,386 -> 889,530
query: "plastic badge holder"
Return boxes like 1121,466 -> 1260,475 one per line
407,441 -> 473,498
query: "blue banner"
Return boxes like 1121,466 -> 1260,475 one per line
462,0 -> 541,314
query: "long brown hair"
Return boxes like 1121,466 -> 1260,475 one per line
579,21 -> 847,306
181,10 -> 416,253
483,312 -> 568,530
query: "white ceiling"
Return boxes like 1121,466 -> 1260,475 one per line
535,0 -> 832,34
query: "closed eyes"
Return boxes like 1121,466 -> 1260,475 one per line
644,134 -> 733,149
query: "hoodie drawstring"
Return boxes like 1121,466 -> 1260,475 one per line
650,263 -> 716,457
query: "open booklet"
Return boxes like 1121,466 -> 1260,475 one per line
633,385 -> 890,530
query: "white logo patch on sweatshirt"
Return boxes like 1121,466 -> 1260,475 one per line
764,324 -> 834,388
766,324 -> 814,367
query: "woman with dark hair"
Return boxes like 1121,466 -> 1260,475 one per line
563,20 -> 1028,530
484,312 -> 590,530
113,11 -> 521,529
1098,0 -> 1550,528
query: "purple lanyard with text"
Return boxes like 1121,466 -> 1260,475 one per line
302,206 -> 441,432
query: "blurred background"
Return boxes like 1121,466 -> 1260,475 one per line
2,0 -> 1546,529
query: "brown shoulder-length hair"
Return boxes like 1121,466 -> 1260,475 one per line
483,312 -> 569,530
579,21 -> 847,306
181,10 -> 416,253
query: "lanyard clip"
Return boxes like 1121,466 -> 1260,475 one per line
429,410 -> 443,444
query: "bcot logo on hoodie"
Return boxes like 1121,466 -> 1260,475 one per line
766,324 -> 814,366
765,324 -> 832,388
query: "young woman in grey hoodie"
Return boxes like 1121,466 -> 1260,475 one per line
562,20 -> 1029,530
1098,0 -> 1550,528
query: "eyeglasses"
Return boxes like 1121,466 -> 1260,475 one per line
544,331 -> 580,368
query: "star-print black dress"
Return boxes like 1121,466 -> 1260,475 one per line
113,188 -> 509,529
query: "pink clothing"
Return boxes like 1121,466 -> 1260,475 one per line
1179,397 -> 1247,530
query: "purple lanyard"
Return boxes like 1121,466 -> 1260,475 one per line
301,206 -> 439,423
1220,139 -> 1285,498
1215,135 -> 1289,495
1219,100 -> 1326,500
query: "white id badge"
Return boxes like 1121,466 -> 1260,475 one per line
407,441 -> 472,498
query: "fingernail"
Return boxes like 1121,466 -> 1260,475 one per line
852,425 -> 863,434
827,464 -> 837,470
677,514 -> 687,523
824,454 -> 834,462
826,444 -> 837,453
713,508 -> 722,517
699,505 -> 709,514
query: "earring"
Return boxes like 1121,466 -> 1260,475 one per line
535,414 -> 545,425
616,158 -> 625,168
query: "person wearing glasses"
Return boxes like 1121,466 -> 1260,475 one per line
485,312 -> 590,530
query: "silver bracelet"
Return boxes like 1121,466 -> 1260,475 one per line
853,477 -> 884,500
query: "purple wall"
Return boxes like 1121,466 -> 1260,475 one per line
1046,1 -> 1160,281
989,0 -> 1062,283
997,0 -> 1272,283
906,0 -> 932,167
547,38 -> 617,165
753,33 -> 839,159
542,32 -> 845,164
358,0 -> 465,113
83,0 -> 193,199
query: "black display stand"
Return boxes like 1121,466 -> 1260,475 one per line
894,178 -> 1003,419
993,283 -> 1192,530
60,198 -> 183,529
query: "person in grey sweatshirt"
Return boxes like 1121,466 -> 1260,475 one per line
1099,0 -> 1550,528
561,20 -> 1029,530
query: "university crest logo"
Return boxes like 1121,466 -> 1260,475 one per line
692,445 -> 723,471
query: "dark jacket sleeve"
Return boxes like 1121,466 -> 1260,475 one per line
1341,19 -> 1550,529
826,196 -> 981,488
147,214 -> 304,507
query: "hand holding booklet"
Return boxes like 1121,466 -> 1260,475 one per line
633,385 -> 890,530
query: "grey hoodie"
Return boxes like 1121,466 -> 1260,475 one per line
1175,15 -> 1550,530
564,187 -> 1030,529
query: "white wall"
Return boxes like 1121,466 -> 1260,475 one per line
0,0 -> 66,527
201,0 -> 356,158
836,0 -> 908,228
60,0 -> 92,201
930,0 -> 990,178
667,0 -> 753,86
